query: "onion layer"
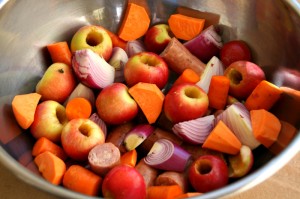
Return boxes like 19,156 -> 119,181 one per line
89,113 -> 107,138
215,102 -> 260,149
173,115 -> 215,144
196,56 -> 224,93
109,47 -> 128,83
123,124 -> 155,151
72,49 -> 115,89
144,139 -> 191,172
125,40 -> 146,58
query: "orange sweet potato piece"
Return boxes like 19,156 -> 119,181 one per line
12,93 -> 41,129
118,3 -> 150,41
128,82 -> 164,124
168,14 -> 205,41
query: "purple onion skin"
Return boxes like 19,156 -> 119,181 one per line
128,124 -> 155,138
144,139 -> 192,172
184,25 -> 223,63
126,40 -> 146,58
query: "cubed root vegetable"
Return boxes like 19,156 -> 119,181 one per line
175,192 -> 202,198
120,149 -> 138,167
245,80 -> 283,111
32,137 -> 67,161
12,92 -> 41,129
63,165 -> 102,196
208,75 -> 230,110
202,120 -> 242,155
160,37 -> 205,75
268,120 -> 297,155
118,3 -> 150,41
47,41 -> 72,66
168,14 -> 205,41
128,82 -> 165,124
147,185 -> 184,199
270,86 -> 300,126
34,151 -> 66,185
176,6 -> 220,28
250,109 -> 281,148
172,68 -> 200,87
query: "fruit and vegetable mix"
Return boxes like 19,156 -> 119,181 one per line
10,2 -> 299,199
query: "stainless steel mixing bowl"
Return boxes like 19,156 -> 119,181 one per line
0,0 -> 300,198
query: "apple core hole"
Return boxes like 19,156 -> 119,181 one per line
79,124 -> 90,137
197,159 -> 212,175
229,69 -> 243,85
86,31 -> 103,47
184,87 -> 200,99
140,55 -> 159,66
56,108 -> 66,124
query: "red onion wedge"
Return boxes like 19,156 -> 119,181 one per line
144,139 -> 191,172
72,49 -> 115,89
215,102 -> 260,149
123,124 -> 155,151
184,25 -> 223,63
172,115 -> 215,144
89,113 -> 107,138
196,56 -> 224,93
109,47 -> 128,83
125,40 -> 146,58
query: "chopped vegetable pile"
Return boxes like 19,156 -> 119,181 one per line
11,2 -> 299,199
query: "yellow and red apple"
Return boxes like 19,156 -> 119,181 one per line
30,100 -> 68,143
71,25 -> 113,61
102,164 -> 147,199
124,52 -> 169,89
95,83 -> 138,125
36,63 -> 76,103
61,118 -> 105,161
224,60 -> 265,100
144,24 -> 173,54
163,83 -> 209,123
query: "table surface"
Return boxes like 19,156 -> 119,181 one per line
0,152 -> 300,199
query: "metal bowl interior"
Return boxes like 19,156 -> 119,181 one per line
0,0 -> 300,198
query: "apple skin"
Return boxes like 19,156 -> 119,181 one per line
220,40 -> 252,67
228,145 -> 254,178
102,164 -> 147,199
144,24 -> 173,54
189,155 -> 228,193
61,118 -> 105,161
95,83 -> 138,125
71,25 -> 113,61
36,63 -> 76,103
30,100 -> 69,143
224,61 -> 265,100
163,83 -> 209,123
124,52 -> 169,89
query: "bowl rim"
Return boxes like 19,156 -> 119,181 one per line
1,133 -> 299,199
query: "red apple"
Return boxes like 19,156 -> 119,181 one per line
95,83 -> 138,125
30,100 -> 68,143
144,24 -> 173,54
71,25 -> 113,61
124,52 -> 169,89
189,155 -> 228,193
224,61 -> 265,100
220,40 -> 252,67
36,63 -> 76,103
228,145 -> 254,178
61,118 -> 105,161
102,164 -> 147,199
163,83 -> 209,123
